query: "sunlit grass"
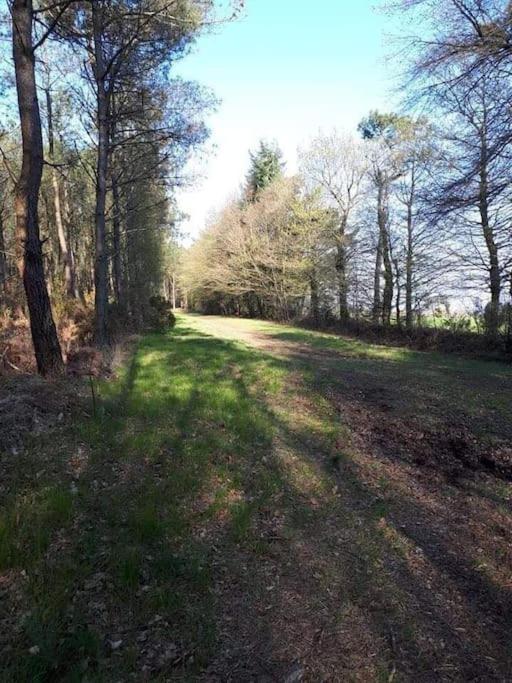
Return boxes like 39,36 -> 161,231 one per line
1,318 -> 292,679
2,314 -> 511,680
185,314 -> 512,440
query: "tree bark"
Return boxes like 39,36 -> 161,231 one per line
92,2 -> 110,345
171,275 -> 176,311
479,126 -> 500,338
335,221 -> 349,321
12,0 -> 63,376
310,270 -> 320,324
45,86 -> 77,299
372,231 -> 382,324
404,164 -> 416,331
0,198 -> 7,294
111,174 -> 123,305
378,180 -> 393,326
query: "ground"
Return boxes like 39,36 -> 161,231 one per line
1,313 -> 511,682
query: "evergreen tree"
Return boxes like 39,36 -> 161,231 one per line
245,140 -> 284,201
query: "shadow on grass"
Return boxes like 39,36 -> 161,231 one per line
1,318 -> 511,680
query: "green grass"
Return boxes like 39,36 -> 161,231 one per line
0,319 -> 292,680
0,487 -> 73,570
187,314 -> 512,440
2,313 -> 511,681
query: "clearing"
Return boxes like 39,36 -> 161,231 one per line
1,313 -> 512,681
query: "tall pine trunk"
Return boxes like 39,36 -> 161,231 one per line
110,95 -> 123,308
92,2 -> 110,345
111,175 -> 123,305
12,0 -> 63,376
45,87 -> 77,299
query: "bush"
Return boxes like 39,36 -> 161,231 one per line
148,296 -> 176,332
298,314 -> 510,360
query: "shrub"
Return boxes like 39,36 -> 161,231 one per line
148,296 -> 176,332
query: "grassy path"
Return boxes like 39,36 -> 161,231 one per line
1,314 -> 512,681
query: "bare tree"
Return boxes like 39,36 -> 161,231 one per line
429,66 -> 512,336
298,131 -> 367,321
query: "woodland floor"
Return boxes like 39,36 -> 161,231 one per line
1,313 -> 512,682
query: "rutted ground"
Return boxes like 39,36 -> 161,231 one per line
1,314 -> 511,681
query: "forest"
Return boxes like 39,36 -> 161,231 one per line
1,2 -> 512,681
0,0 -> 224,375
1,1 -> 512,375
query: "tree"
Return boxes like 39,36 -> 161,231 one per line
359,111 -> 407,325
0,171 -> 9,295
299,131 -> 367,321
245,140 -> 284,202
10,0 -> 64,376
385,0 -> 512,82
429,66 -> 512,337
41,61 -> 78,299
289,189 -> 334,323
49,0 -> 214,345
182,176 -> 329,321
392,117 -> 446,330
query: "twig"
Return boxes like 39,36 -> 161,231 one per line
89,374 -> 97,417
0,346 -> 22,372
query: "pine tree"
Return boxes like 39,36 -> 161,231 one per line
245,140 -> 284,202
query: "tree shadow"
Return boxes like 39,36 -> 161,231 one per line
4,320 -> 511,680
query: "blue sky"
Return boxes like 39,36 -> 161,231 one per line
176,0 -> 400,239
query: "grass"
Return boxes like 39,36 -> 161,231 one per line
1,313 -> 511,680
0,487 -> 73,570
0,319 -> 291,680
189,314 -> 512,440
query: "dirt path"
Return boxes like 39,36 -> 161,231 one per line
186,315 -> 512,682
2,316 -> 511,681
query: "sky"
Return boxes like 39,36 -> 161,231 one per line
175,0 -> 401,241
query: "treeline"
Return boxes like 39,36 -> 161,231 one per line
183,1 -> 512,348
0,0 -> 233,376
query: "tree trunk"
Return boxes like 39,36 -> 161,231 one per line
92,2 -> 110,346
310,271 -> 320,325
45,87 -> 77,299
0,200 -> 7,294
405,166 -> 415,331
62,180 -> 81,299
372,233 -> 382,324
111,175 -> 123,305
335,228 -> 349,321
405,201 -> 414,331
479,128 -> 500,338
171,275 -> 176,311
12,0 -> 63,376
378,181 -> 393,326
394,257 -> 401,328
110,92 -> 124,309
